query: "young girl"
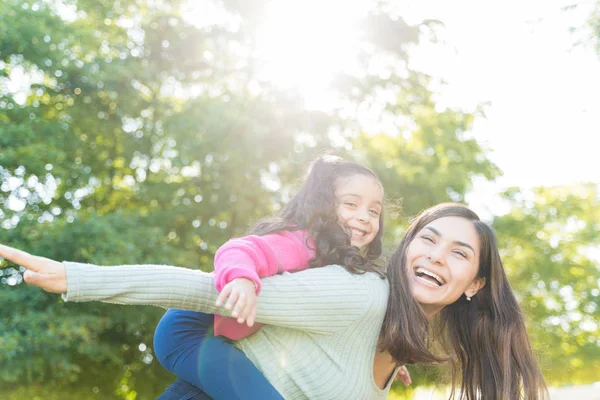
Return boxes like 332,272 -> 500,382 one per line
153,155 -> 387,399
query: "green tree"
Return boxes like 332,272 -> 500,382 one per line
493,184 -> 600,385
1,0 -> 500,398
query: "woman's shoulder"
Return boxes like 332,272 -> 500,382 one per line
315,266 -> 390,320
290,264 -> 389,298
325,264 -> 387,281
296,264 -> 382,277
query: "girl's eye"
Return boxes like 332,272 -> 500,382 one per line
344,202 -> 357,208
369,209 -> 380,216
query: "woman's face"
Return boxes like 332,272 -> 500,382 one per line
405,216 -> 485,317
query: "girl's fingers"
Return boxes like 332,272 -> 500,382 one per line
225,291 -> 240,311
245,304 -> 257,327
238,300 -> 254,324
231,293 -> 246,318
396,366 -> 411,386
215,285 -> 232,307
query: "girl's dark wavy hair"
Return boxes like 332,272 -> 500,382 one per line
249,155 -> 384,275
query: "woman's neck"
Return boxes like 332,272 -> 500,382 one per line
420,303 -> 442,320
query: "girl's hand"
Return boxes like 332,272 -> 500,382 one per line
215,278 -> 258,327
394,365 -> 412,386
0,244 -> 67,293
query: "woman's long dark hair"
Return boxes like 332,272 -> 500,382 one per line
383,203 -> 548,399
249,155 -> 384,275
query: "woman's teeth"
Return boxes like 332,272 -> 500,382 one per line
415,267 -> 445,286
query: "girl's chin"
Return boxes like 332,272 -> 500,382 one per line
350,239 -> 369,248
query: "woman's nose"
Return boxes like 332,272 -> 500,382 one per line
427,248 -> 445,265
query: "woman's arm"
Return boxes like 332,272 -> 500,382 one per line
64,261 -> 373,335
0,244 -> 377,335
63,262 -> 218,311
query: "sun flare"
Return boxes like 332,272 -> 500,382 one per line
182,0 -> 372,108
254,0 -> 370,108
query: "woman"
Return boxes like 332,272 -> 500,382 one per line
1,203 -> 548,399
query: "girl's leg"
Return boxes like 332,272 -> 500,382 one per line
153,309 -> 214,377
198,336 -> 284,400
153,309 -> 284,400
157,378 -> 211,400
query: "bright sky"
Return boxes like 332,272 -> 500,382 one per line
8,0 -> 599,219
234,0 -> 600,218
402,0 -> 600,217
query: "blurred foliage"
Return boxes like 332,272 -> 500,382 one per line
587,0 -> 600,54
567,0 -> 600,54
0,0 -> 597,398
493,184 -> 600,385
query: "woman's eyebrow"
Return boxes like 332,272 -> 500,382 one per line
424,226 -> 475,254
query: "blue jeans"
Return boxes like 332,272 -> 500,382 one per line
157,378 -> 211,400
153,309 -> 284,400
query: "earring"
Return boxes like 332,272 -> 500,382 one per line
466,295 -> 472,302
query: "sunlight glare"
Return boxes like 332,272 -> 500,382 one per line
253,0 -> 365,109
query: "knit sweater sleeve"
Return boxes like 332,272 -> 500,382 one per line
62,262 -> 373,335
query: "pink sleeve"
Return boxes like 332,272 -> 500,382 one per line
213,230 -> 316,294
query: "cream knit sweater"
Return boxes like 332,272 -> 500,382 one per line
63,262 -> 397,399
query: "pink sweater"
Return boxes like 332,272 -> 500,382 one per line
213,230 -> 316,339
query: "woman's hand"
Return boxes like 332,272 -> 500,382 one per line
0,244 -> 67,293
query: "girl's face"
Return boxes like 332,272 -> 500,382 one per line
405,216 -> 485,317
334,174 -> 384,249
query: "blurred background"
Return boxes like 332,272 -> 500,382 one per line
0,0 -> 599,398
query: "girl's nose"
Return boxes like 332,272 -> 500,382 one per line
356,208 -> 370,222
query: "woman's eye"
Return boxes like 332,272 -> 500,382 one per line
453,251 -> 467,258
344,202 -> 357,207
369,209 -> 380,216
421,235 -> 434,243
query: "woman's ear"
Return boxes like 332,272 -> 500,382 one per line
464,277 -> 486,299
